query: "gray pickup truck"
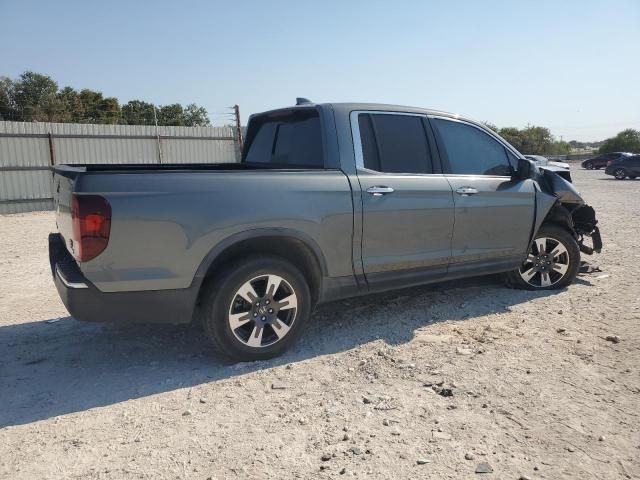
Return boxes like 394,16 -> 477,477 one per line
49,100 -> 602,360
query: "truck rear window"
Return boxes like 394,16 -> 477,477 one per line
243,110 -> 324,168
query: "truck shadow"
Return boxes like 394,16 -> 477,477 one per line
1,274 -> 571,428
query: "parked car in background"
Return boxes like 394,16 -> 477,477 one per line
582,152 -> 632,170
524,155 -> 572,182
604,154 -> 640,180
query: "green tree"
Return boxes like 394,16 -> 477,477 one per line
498,127 -> 523,150
0,76 -> 17,120
599,129 -> 640,154
57,86 -> 84,123
98,97 -> 121,124
121,100 -> 156,125
78,89 -> 105,123
183,103 -> 210,126
157,103 -> 185,126
12,71 -> 59,121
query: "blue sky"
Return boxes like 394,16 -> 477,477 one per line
1,0 -> 638,141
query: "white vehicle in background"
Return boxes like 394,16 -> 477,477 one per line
525,155 -> 572,182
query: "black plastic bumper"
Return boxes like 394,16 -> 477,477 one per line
48,233 -> 196,324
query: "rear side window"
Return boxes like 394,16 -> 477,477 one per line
433,118 -> 512,176
244,110 -> 323,167
358,113 -> 432,174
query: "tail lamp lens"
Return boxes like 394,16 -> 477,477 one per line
71,194 -> 111,262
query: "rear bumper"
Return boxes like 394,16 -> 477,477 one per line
49,233 -> 195,324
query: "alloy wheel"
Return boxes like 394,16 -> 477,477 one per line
227,274 -> 298,348
519,237 -> 570,288
614,169 -> 626,180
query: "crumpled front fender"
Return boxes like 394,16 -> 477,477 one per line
531,170 -> 602,254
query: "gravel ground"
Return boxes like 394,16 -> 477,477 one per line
1,168 -> 638,480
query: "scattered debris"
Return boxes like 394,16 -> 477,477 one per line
362,396 -> 373,404
605,335 -> 620,344
432,386 -> 454,397
432,431 -> 452,441
350,447 -> 363,456
465,453 -> 475,460
182,411 -> 191,417
556,328 -> 566,333
416,458 -> 431,465
456,346 -> 473,355
45,318 -> 62,324
321,453 -> 332,462
579,262 -> 602,274
271,382 -> 287,390
475,462 -> 493,474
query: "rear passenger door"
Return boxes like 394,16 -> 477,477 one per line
352,112 -> 455,289
430,117 -> 536,270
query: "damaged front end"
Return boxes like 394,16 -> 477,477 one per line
534,169 -> 602,255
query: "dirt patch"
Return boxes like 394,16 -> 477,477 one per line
1,169 -> 639,479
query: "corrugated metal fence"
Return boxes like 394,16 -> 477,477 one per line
0,121 -> 239,214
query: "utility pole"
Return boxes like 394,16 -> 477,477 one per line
153,105 -> 163,164
233,104 -> 243,152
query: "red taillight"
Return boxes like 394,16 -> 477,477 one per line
71,194 -> 111,262
607,160 -> 613,166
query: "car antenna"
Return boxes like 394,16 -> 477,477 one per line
296,97 -> 313,105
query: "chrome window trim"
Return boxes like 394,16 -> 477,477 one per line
350,110 -> 441,176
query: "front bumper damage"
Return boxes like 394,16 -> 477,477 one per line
534,168 -> 603,256
572,204 -> 602,255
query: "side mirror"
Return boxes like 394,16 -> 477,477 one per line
513,157 -> 533,180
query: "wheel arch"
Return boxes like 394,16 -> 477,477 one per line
191,229 -> 327,307
531,190 -> 576,242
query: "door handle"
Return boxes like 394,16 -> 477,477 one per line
366,186 -> 395,196
455,186 -> 479,196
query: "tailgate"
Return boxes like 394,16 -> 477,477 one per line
53,166 -> 82,255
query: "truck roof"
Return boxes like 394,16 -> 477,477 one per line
249,101 -> 479,128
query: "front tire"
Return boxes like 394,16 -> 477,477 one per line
614,168 -> 627,180
584,161 -> 594,170
201,256 -> 312,361
505,225 -> 580,290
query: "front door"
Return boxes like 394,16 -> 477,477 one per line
430,117 -> 536,271
352,112 -> 455,290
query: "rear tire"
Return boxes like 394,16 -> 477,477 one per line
201,256 -> 312,362
504,225 -> 580,290
584,161 -> 594,170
